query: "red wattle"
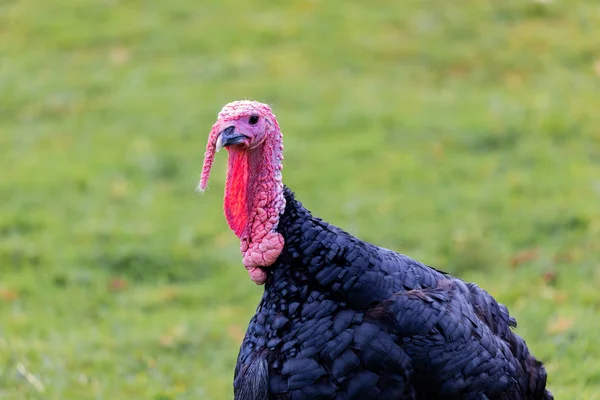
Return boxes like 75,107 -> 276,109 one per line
224,150 -> 249,237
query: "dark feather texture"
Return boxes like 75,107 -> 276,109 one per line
234,187 -> 552,400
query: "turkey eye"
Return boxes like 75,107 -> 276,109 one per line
249,115 -> 259,125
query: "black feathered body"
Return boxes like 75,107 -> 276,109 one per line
234,187 -> 552,400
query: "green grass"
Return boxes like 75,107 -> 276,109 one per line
1,0 -> 600,398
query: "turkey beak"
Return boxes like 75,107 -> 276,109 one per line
215,126 -> 249,152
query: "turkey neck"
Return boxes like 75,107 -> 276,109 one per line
264,187 -> 378,306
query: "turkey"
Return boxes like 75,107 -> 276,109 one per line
198,100 -> 552,400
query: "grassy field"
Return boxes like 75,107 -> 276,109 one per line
1,0 -> 600,398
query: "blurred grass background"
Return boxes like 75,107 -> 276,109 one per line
1,0 -> 600,398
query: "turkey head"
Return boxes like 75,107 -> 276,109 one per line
199,101 -> 286,285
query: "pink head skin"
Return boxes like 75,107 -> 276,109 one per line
199,101 -> 285,284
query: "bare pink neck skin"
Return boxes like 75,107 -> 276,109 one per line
225,134 -> 285,285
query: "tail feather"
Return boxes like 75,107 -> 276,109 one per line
508,332 -> 552,399
234,351 -> 269,400
525,356 -> 553,400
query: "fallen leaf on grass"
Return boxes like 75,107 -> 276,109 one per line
594,60 -> 600,78
432,142 -> 444,159
160,287 -> 179,301
0,288 -> 19,301
546,316 -> 574,335
159,324 -> 187,348
109,46 -> 130,66
108,278 -> 128,292
543,271 -> 557,285
159,335 -> 175,347
503,72 -> 524,88
144,356 -> 156,368
553,250 -> 580,263
510,248 -> 539,268
110,179 -> 128,199
552,291 -> 568,304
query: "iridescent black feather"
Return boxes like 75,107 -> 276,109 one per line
233,187 -> 552,400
